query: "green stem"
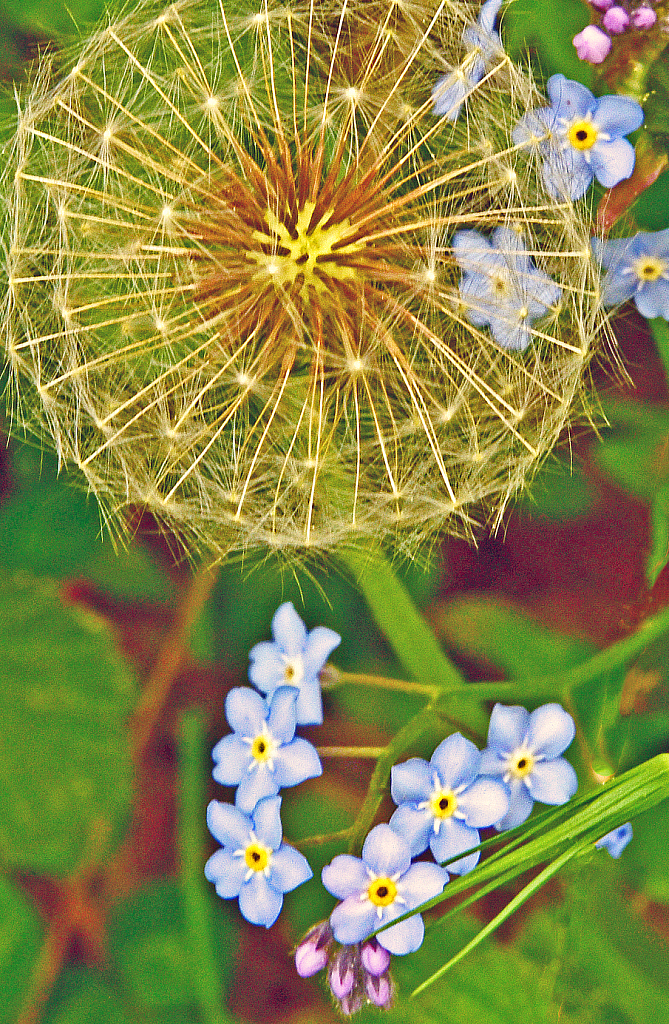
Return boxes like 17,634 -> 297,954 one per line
347,704 -> 440,855
317,745 -> 386,758
651,318 -> 669,387
178,712 -> 230,1024
340,545 -> 488,734
324,668 -> 437,697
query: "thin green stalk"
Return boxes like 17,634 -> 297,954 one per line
317,745 -> 386,758
651,317 -> 669,383
411,846 -> 581,998
179,711 -> 231,1024
341,545 -> 488,734
325,669 -> 437,697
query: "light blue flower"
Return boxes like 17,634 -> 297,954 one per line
432,0 -> 504,121
595,822 -> 633,859
453,227 -> 561,350
592,229 -> 669,320
512,74 -> 643,200
249,602 -> 341,725
322,824 -> 447,955
389,733 -> 509,874
212,686 -> 322,814
480,703 -> 578,830
205,796 -> 312,927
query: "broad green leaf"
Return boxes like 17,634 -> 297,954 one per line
519,859 -> 669,1023
109,881 -> 238,1013
622,800 -> 669,904
0,0 -> 107,39
503,0 -> 592,84
0,443 -> 173,603
518,456 -> 595,520
0,574 -> 135,872
595,399 -> 669,502
0,877 -> 42,1024
435,595 -> 594,678
43,972 -> 133,1024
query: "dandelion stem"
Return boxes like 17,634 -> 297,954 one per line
131,558 -> 220,758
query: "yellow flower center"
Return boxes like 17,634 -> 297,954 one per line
250,734 -> 272,762
244,842 -> 271,872
634,256 -> 666,282
509,751 -> 535,779
431,789 -> 458,819
567,120 -> 598,151
368,877 -> 397,907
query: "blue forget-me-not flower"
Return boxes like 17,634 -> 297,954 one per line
212,686 -> 322,814
592,229 -> 669,320
480,703 -> 578,830
512,74 -> 643,200
432,0 -> 504,121
322,824 -> 447,955
454,227 -> 561,350
595,822 -> 633,858
389,732 -> 509,874
249,602 -> 341,726
205,795 -> 312,927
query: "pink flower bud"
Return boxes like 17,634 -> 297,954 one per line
329,961 -> 356,999
361,939 -> 391,976
590,0 -> 614,9
365,972 -> 394,1008
632,6 -> 657,27
295,940 -> 329,978
573,25 -> 613,63
603,6 -> 630,32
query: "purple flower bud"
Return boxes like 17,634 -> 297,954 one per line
294,922 -> 332,978
329,962 -> 355,999
339,992 -> 365,1017
590,0 -> 614,9
603,6 -> 630,31
361,939 -> 391,977
573,25 -> 613,63
365,972 -> 394,1008
632,6 -> 657,27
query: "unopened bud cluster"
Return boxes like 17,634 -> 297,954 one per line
296,926 -> 394,1014
2,0 -> 603,557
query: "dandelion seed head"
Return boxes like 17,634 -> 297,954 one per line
1,0 -> 607,559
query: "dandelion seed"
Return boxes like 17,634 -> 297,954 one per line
2,0 -> 605,556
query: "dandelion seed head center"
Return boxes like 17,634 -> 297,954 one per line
250,201 -> 363,293
431,789 -> 458,819
244,842 -> 271,872
509,750 -> 535,779
368,877 -> 397,906
102,127 -> 113,142
634,256 -> 666,282
205,94 -> 219,110
567,120 -> 598,151
344,86 -> 360,104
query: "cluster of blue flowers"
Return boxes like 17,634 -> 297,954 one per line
434,2 -> 667,350
205,602 -> 633,1014
204,602 -> 340,927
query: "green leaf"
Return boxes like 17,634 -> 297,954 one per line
519,860 -> 669,1023
0,0 -> 108,40
503,0 -> 592,85
435,595 -> 595,678
518,456 -> 595,520
43,971 -> 133,1024
0,876 -> 43,1024
358,910 -> 553,1024
0,574 -> 136,873
595,399 -> 669,502
0,443 -> 173,603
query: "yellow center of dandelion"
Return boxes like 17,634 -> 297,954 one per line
634,256 -> 666,282
509,752 -> 535,779
431,790 -> 458,819
250,201 -> 364,296
250,735 -> 271,762
244,842 -> 270,872
368,877 -> 397,907
567,121 -> 598,151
